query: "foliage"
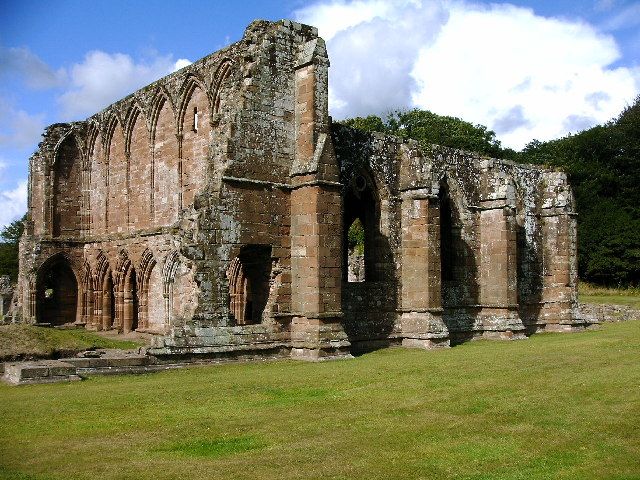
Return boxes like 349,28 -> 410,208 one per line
518,96 -> 640,286
347,217 -> 365,254
1,322 -> 639,479
0,215 -> 25,282
341,109 -> 514,158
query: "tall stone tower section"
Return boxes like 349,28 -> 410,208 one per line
289,37 -> 351,359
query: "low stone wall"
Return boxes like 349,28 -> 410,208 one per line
578,303 -> 640,323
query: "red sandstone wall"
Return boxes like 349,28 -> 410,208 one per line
181,85 -> 210,207
153,99 -> 179,227
107,123 -> 127,233
129,111 -> 152,229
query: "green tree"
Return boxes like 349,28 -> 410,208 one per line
0,215 -> 25,282
518,96 -> 640,285
340,109 -> 514,158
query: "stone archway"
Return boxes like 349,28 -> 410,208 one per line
36,255 -> 78,326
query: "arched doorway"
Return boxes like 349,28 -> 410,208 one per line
343,171 -> 381,283
226,245 -> 272,325
36,255 -> 78,326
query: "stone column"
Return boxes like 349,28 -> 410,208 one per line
476,161 -> 524,339
399,190 -> 449,348
289,37 -> 350,360
538,172 -> 583,331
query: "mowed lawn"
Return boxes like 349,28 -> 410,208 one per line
1,322 -> 639,480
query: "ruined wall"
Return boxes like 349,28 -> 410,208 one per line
333,123 -> 586,347
17,19 -> 588,361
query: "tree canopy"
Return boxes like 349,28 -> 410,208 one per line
518,97 -> 640,286
341,109 -> 515,159
0,216 -> 25,282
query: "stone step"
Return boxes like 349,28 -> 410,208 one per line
3,360 -> 81,385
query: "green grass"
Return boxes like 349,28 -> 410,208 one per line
579,282 -> 640,309
1,322 -> 639,480
0,325 -> 143,361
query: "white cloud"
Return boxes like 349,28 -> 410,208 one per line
0,46 -> 67,89
295,0 -> 640,149
0,180 -> 28,231
58,51 -> 190,120
0,99 -> 45,149
173,58 -> 192,71
296,0 -> 449,118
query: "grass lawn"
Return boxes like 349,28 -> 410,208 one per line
579,283 -> 640,309
1,322 -> 639,480
0,325 -> 143,362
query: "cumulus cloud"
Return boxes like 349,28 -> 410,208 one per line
58,52 -> 192,120
295,0 -> 640,149
0,99 -> 45,149
173,58 -> 192,71
296,0 -> 449,118
0,46 -> 66,89
0,179 -> 28,231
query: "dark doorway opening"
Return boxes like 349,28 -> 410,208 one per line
37,256 -> 78,326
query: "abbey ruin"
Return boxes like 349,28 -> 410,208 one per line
16,20 -> 592,360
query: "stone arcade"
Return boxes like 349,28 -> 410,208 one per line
16,20 -> 592,360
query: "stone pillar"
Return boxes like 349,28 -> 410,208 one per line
539,172 -> 583,331
289,36 -> 350,360
101,287 -> 111,330
399,190 -> 449,348
123,291 -> 134,333
476,161 -> 524,339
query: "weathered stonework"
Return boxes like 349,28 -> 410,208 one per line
16,20 -> 593,360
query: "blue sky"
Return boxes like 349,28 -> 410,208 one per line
1,0 -> 639,230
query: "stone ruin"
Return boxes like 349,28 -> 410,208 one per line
15,20 -> 594,360
0,276 -> 14,321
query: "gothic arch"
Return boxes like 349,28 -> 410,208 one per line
226,245 -> 272,325
162,251 -> 180,327
211,58 -> 233,113
35,253 -> 79,326
227,256 -> 248,323
137,248 -> 156,330
177,74 -> 211,131
51,132 -> 83,237
93,251 -> 115,330
102,114 -> 124,158
114,250 -> 139,332
343,168 -> 385,282
79,261 -> 93,326
150,89 -> 180,226
149,88 -> 177,143
178,75 -> 212,207
103,115 -> 128,232
123,101 -> 150,156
